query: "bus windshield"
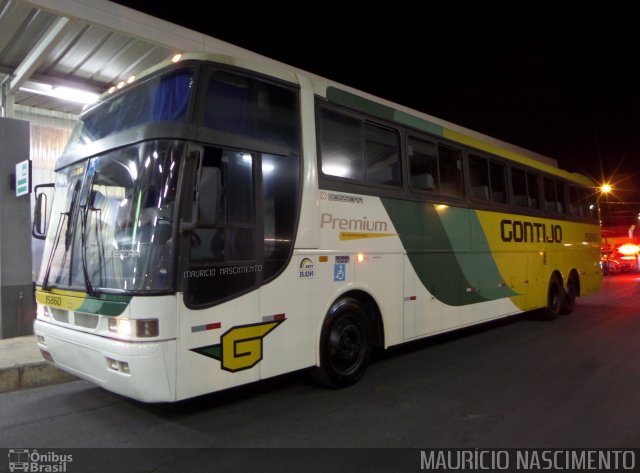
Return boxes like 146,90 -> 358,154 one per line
63,69 -> 193,154
38,140 -> 183,293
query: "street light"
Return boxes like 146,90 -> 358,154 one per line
597,183 -> 614,227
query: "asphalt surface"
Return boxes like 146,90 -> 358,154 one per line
1,273 -> 639,471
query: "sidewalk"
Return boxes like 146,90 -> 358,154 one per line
0,335 -> 76,394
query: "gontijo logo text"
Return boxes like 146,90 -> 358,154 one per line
500,219 -> 562,243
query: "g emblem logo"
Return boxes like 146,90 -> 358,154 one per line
191,320 -> 285,372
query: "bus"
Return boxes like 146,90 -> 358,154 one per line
32,52 -> 602,402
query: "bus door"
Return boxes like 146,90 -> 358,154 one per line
176,146 -> 264,397
175,143 -> 301,398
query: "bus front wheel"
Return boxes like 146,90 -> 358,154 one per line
315,297 -> 372,389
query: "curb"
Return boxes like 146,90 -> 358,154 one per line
0,361 -> 77,394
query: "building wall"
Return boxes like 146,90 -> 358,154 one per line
15,105 -> 76,281
0,117 -> 32,338
0,107 -> 76,338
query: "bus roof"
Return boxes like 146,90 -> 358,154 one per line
84,51 -> 594,188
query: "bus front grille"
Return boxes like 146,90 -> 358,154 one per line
74,312 -> 99,329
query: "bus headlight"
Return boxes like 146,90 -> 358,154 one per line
36,303 -> 51,320
108,317 -> 159,338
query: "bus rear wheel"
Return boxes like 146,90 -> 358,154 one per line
561,272 -> 578,315
542,274 -> 564,320
315,297 -> 372,389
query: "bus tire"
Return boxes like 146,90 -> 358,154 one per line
314,297 -> 372,389
542,274 -> 563,320
561,272 -> 578,315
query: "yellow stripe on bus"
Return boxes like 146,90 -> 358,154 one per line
35,290 -> 85,311
339,232 -> 398,241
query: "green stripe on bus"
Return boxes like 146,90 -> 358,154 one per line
78,295 -> 131,316
35,287 -> 132,316
327,87 -> 395,121
440,209 -> 518,301
381,198 -> 517,305
393,110 -> 444,136
326,87 -> 445,136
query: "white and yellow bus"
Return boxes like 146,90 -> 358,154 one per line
33,52 -> 601,402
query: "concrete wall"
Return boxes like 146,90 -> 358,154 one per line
0,117 -> 33,338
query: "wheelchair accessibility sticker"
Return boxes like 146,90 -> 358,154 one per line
334,263 -> 346,281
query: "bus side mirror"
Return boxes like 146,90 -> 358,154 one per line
180,148 -> 202,231
180,162 -> 220,231
32,183 -> 54,239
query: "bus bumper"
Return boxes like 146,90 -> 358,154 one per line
34,319 -> 176,402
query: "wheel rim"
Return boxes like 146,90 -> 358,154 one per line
328,316 -> 365,375
549,284 -> 561,313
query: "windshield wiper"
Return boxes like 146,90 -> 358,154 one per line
76,167 -> 99,297
42,179 -> 81,291
79,203 -> 96,297
42,212 -> 69,291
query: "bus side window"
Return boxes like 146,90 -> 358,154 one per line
319,107 -> 401,187
319,108 -> 364,180
512,168 -> 528,207
543,178 -> 556,212
544,178 -> 566,214
527,172 -> 540,209
556,181 -> 566,214
204,71 -> 299,151
185,147 -> 259,307
364,123 -> 401,186
262,153 -> 299,281
489,161 -> 507,203
438,145 -> 463,197
469,154 -> 490,201
408,136 -> 438,192
569,186 -> 580,216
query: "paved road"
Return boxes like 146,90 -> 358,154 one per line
1,274 -> 639,470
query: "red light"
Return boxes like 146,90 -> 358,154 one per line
618,244 -> 639,256
40,350 -> 54,362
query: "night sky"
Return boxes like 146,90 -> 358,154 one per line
114,2 -> 640,224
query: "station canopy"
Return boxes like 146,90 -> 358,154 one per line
0,0 -> 258,116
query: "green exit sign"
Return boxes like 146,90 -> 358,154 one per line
15,160 -> 31,197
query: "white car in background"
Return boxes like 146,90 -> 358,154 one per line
616,243 -> 640,272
